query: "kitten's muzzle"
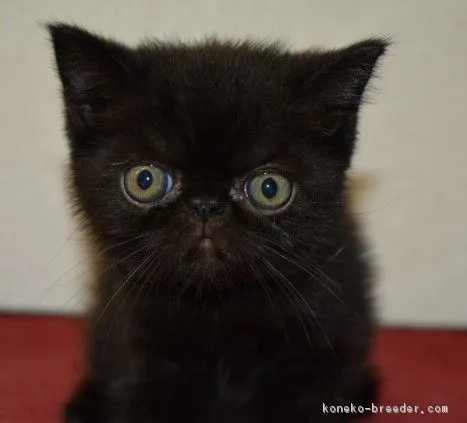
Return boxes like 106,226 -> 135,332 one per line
189,197 -> 230,222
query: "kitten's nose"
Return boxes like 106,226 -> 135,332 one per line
189,197 -> 225,222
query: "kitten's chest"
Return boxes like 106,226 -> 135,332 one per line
119,300 -> 318,421
136,300 -> 287,374
179,312 -> 283,421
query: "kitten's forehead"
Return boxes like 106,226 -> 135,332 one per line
141,43 -> 292,121
141,122 -> 291,179
135,45 -> 296,175
140,41 -> 292,87
139,107 -> 293,179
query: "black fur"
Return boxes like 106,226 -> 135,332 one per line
49,23 -> 387,423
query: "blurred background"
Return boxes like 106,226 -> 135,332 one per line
1,0 -> 466,327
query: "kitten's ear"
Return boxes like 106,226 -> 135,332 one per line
48,23 -> 137,123
290,38 -> 388,165
293,38 -> 389,109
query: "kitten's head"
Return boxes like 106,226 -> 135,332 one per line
49,24 -> 386,297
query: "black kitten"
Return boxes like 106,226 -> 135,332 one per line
49,23 -> 387,423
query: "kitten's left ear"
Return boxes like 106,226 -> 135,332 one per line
291,38 -> 389,164
292,39 -> 389,109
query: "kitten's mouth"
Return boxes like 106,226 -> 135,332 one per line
198,237 -> 214,251
186,237 -> 218,263
197,223 -> 215,253
188,222 -> 222,259
200,222 -> 213,238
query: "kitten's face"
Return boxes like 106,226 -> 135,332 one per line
50,24 -> 386,294
70,75 -> 321,288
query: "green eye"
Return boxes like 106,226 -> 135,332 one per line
245,173 -> 293,210
123,165 -> 173,203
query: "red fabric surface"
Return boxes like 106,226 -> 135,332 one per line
0,315 -> 465,422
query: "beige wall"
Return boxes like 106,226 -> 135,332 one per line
1,0 -> 466,326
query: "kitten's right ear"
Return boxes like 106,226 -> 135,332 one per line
48,23 -> 136,123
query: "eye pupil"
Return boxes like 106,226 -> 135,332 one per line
261,177 -> 278,199
137,169 -> 153,190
